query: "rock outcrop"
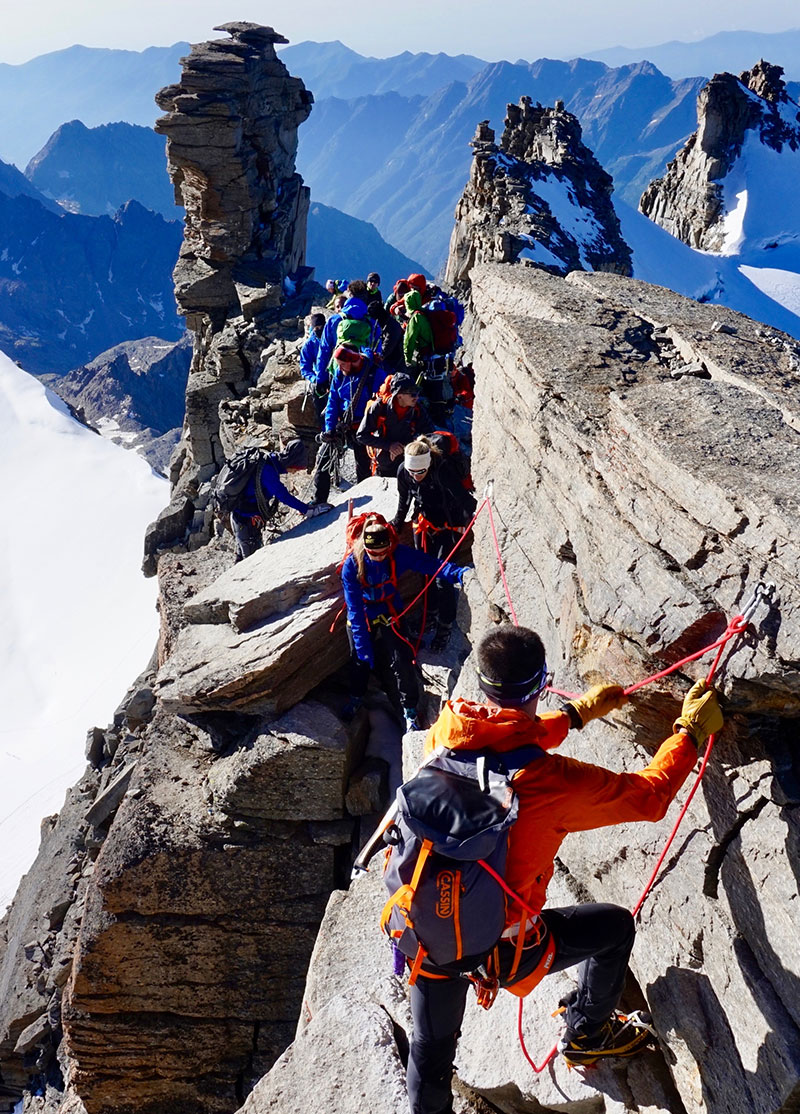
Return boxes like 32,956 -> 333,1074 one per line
640,60 -> 800,250
445,97 -> 632,287
144,23 -> 315,573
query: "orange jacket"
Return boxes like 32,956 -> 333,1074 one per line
425,699 -> 697,926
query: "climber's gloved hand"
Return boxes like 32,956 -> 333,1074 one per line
673,680 -> 723,747
563,682 -> 627,729
319,430 -> 337,443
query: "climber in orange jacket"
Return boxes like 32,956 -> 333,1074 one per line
407,622 -> 723,1114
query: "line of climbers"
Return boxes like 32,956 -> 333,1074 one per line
213,272 -> 475,572
209,272 -> 733,1110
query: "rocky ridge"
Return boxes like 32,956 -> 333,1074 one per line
44,334 -> 192,475
446,97 -> 632,288
2,26 -> 800,1114
640,60 -> 800,250
243,264 -> 800,1114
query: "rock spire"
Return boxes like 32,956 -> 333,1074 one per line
640,60 -> 800,250
445,96 -> 632,287
144,23 -> 314,574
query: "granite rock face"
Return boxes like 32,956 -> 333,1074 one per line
640,60 -> 800,250
459,263 -> 799,1112
145,23 -> 315,572
445,98 -> 632,288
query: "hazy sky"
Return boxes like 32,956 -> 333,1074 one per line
0,0 -> 798,65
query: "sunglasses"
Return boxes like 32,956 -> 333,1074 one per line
408,467 -> 429,477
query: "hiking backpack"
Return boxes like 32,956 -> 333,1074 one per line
336,314 -> 374,351
380,744 -> 544,979
424,304 -> 459,355
429,429 -> 474,492
211,447 -> 266,513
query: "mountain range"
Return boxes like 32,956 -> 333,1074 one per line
585,27 -> 800,79
295,56 -> 705,272
1,32 -> 799,392
0,43 -> 188,169
0,182 -> 183,373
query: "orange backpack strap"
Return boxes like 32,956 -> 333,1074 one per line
407,944 -> 429,987
379,838 -> 433,936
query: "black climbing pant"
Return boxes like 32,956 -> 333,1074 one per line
407,903 -> 635,1114
313,436 -> 371,503
231,513 -> 263,561
347,622 -> 419,714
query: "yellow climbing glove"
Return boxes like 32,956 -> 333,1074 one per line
673,680 -> 723,747
564,683 -> 628,728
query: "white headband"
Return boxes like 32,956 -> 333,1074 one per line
406,450 -> 431,472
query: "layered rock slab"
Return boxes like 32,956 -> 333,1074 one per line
154,477 -> 401,715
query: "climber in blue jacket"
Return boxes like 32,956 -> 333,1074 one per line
340,513 -> 469,730
231,440 -> 327,561
299,312 -> 327,425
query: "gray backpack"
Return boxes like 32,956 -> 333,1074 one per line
380,744 -> 543,979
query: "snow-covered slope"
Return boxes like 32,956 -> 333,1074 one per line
619,200 -> 800,340
0,352 -> 166,911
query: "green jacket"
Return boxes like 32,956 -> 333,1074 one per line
403,289 -> 434,365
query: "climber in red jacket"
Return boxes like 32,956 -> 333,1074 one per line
406,622 -> 723,1114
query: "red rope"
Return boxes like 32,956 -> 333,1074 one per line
485,498 -> 519,625
629,609 -> 741,916
390,498 -> 488,626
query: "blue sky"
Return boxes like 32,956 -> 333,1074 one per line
0,0 -> 798,64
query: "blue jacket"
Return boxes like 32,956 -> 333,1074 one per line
299,330 -> 322,384
232,455 -> 309,519
325,362 -> 384,433
315,298 -> 381,386
342,544 -> 466,665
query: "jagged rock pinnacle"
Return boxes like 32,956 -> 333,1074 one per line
445,97 -> 632,287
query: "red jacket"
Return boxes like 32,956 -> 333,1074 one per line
425,700 -> 697,926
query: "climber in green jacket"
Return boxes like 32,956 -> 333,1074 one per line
403,289 -> 434,368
